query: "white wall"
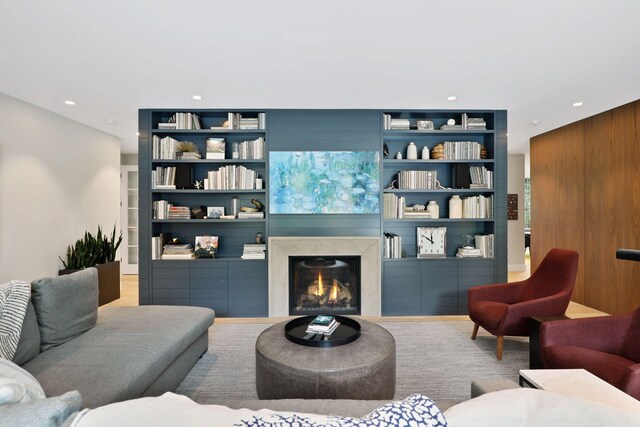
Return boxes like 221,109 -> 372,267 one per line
0,93 -> 121,282
507,154 -> 526,271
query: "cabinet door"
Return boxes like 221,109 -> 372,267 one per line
457,258 -> 496,313
190,262 -> 228,316
152,262 -> 190,305
382,261 -> 421,315
421,259 -> 458,315
228,260 -> 267,316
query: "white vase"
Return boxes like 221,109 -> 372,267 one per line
449,195 -> 462,218
421,146 -> 430,160
427,200 -> 439,219
395,152 -> 403,159
406,142 -> 417,160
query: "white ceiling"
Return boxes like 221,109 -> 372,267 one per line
2,0 -> 640,165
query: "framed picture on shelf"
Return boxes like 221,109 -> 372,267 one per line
207,206 -> 225,219
417,120 -> 434,130
417,226 -> 446,258
194,235 -> 219,258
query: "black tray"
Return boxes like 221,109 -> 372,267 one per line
284,315 -> 361,348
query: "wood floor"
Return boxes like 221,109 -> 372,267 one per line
108,254 -> 608,322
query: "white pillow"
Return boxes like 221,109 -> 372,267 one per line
0,358 -> 46,404
443,388 -> 640,427
73,392 -> 448,427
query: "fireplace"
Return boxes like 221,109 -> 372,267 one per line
289,256 -> 361,316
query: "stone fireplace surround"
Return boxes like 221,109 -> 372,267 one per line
268,237 -> 382,317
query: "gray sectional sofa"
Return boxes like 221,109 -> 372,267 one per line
13,268 -> 215,408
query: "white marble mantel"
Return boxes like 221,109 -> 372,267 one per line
268,236 -> 382,317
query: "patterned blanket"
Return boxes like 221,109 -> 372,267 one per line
0,281 -> 30,360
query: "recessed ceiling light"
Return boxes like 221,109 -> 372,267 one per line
192,95 -> 203,100
64,100 -> 76,106
105,119 -> 117,125
573,101 -> 584,107
447,96 -> 457,101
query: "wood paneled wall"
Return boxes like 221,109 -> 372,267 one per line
531,100 -> 640,314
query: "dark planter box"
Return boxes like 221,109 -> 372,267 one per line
59,261 -> 121,306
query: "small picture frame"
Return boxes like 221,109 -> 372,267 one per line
417,120 -> 434,130
194,235 -> 219,258
207,206 -> 225,219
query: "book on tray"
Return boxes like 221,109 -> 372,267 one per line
305,315 -> 340,336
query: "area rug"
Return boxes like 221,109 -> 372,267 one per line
176,320 -> 528,405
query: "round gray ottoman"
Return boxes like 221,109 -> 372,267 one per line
256,318 -> 396,400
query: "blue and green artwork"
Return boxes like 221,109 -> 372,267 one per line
269,151 -> 380,214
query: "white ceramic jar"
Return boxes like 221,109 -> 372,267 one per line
449,195 -> 463,218
421,146 -> 430,160
427,200 -> 439,219
406,142 -> 417,160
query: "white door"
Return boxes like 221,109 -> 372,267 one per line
120,166 -> 139,274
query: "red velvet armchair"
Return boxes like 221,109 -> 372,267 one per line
540,309 -> 640,400
468,248 -> 579,360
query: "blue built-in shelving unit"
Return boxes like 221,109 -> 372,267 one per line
138,109 -> 507,317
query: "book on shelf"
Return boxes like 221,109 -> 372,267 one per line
176,151 -> 201,160
241,243 -> 266,259
461,195 -> 493,219
440,124 -> 463,130
383,114 -> 411,130
461,113 -> 487,130
397,170 -> 438,189
237,211 -> 264,219
456,247 -> 483,258
206,138 -> 226,159
441,141 -> 482,160
168,112 -> 201,130
157,122 -> 177,129
474,234 -> 494,258
469,165 -> 493,189
161,240 -> 195,260
152,135 -> 180,159
152,166 -> 176,188
384,232 -> 402,259
204,165 -> 259,190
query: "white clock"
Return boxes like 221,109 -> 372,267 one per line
417,226 -> 447,258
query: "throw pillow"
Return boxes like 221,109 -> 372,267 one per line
11,301 -> 41,365
31,268 -> 99,352
0,280 -> 30,360
0,358 -> 45,404
0,390 -> 82,427
72,392 -> 448,427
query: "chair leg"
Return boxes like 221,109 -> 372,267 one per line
471,323 -> 479,340
496,336 -> 504,361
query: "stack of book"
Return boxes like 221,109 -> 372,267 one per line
167,205 -> 191,220
397,170 -> 438,189
241,243 -> 266,259
238,211 -> 264,219
152,200 -> 169,219
383,115 -> 411,130
442,141 -> 482,160
469,165 -> 493,189
305,315 -> 340,336
152,135 -> 180,159
440,123 -> 463,130
456,247 -> 483,257
462,114 -> 487,130
402,209 -> 431,219
168,112 -> 202,130
152,166 -> 176,189
157,122 -> 177,129
236,137 -> 265,159
161,242 -> 195,260
462,195 -> 493,218
475,234 -> 495,258
204,165 -> 258,190
176,151 -> 201,160
384,233 -> 402,258
223,113 -> 266,130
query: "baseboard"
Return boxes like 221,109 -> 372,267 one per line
508,264 -> 526,272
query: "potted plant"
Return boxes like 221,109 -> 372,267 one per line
59,224 -> 123,306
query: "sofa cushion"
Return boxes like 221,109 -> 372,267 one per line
544,345 -> 634,389
31,268 -> 98,351
22,305 -> 215,408
469,301 -> 508,330
0,358 -> 45,404
620,308 -> 640,363
12,301 -> 41,365
72,392 -> 448,427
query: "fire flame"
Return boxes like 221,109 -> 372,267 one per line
315,272 -> 323,296
329,280 -> 339,302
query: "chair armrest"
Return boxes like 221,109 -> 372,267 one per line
540,314 -> 630,354
468,281 -> 525,305
622,364 -> 640,400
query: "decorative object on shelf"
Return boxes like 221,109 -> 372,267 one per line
508,194 -> 518,220
456,235 -> 482,257
206,206 -> 224,219
421,146 -> 430,160
449,195 -> 463,218
232,142 -> 240,159
395,152 -> 403,159
480,145 -> 488,159
206,138 -> 225,159
255,178 -> 263,189
412,204 -> 426,211
431,144 -> 444,160
194,235 -> 218,258
191,206 -> 206,219
250,199 -> 264,211
383,143 -> 389,158
194,180 -> 202,190
417,120 -> 434,130
417,226 -> 447,258
427,200 -> 439,219
256,232 -> 263,244
406,142 -> 418,160
462,234 -> 475,249
447,119 -> 455,125
176,141 -> 199,154
231,196 -> 240,218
